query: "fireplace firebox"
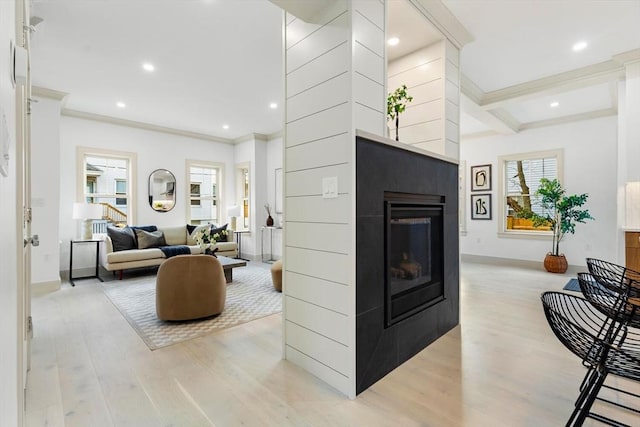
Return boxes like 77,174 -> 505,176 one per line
385,192 -> 444,327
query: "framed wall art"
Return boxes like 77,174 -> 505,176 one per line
471,193 -> 492,220
470,164 -> 491,191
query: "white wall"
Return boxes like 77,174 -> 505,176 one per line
0,0 -> 19,424
31,96 -> 62,288
59,116 -> 236,271
460,116 -> 618,267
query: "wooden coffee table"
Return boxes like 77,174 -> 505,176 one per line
217,256 -> 247,283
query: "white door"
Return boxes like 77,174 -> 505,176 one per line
16,0 -> 33,421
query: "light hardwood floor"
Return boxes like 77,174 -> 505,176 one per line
26,261 -> 640,426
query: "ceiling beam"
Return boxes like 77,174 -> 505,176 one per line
477,60 -> 625,110
461,94 -> 519,134
518,108 -> 617,132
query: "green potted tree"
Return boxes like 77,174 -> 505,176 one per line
387,84 -> 413,141
532,178 -> 594,273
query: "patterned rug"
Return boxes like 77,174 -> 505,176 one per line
101,263 -> 281,350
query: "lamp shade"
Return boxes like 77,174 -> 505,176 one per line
626,181 -> 640,229
72,202 -> 103,220
227,205 -> 241,217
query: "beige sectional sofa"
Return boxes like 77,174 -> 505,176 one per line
100,225 -> 237,277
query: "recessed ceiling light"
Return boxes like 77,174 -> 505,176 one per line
550,101 -> 559,108
222,124 -> 229,130
269,102 -> 278,109
116,101 -> 126,108
572,41 -> 588,52
142,62 -> 155,72
387,37 -> 399,46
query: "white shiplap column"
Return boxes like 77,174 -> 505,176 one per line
283,0 -> 385,398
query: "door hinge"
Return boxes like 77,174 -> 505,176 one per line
25,207 -> 32,223
27,316 -> 33,339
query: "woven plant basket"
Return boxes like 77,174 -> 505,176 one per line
544,253 -> 568,274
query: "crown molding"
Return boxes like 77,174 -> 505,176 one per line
518,108 -> 617,132
232,133 -> 270,144
613,48 -> 640,65
61,109 -> 234,144
269,0 -> 338,23
32,86 -> 68,101
479,60 -> 625,110
267,129 -> 284,140
460,130 -> 500,141
409,0 -> 474,49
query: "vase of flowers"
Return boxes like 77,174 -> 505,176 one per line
265,203 -> 274,226
194,225 -> 228,256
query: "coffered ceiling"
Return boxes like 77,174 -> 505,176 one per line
29,0 -> 640,141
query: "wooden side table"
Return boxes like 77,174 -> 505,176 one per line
625,231 -> 640,272
69,239 -> 104,286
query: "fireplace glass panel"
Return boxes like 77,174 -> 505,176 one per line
385,195 -> 444,327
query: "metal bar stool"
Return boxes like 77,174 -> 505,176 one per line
541,291 -> 640,426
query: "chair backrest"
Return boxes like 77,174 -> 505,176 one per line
156,254 -> 226,320
577,272 -> 639,339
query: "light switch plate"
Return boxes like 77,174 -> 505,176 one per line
322,176 -> 338,199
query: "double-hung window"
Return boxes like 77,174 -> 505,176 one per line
187,160 -> 223,225
77,147 -> 136,225
498,149 -> 563,235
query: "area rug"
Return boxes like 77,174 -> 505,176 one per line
102,263 -> 280,350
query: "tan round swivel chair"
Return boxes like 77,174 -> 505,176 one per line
156,255 -> 226,321
271,259 -> 283,292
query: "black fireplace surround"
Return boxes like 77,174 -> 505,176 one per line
356,136 -> 459,394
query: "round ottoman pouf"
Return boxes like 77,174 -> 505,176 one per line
271,259 -> 283,292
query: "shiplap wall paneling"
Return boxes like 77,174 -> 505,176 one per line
286,271 -> 350,314
387,41 -> 446,154
444,40 -> 461,160
284,1 -> 354,397
353,0 -> 386,135
284,0 -> 386,398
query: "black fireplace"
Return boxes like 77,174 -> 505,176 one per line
356,135 -> 459,395
385,192 -> 444,327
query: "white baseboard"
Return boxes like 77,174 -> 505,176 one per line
32,279 -> 61,295
460,253 -> 586,275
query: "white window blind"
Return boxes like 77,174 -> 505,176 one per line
505,157 -> 557,216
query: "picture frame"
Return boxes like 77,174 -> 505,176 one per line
471,193 -> 492,220
470,164 -> 491,192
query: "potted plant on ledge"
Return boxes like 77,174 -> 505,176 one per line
532,178 -> 594,273
387,84 -> 413,141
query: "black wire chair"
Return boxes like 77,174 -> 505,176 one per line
541,291 -> 640,426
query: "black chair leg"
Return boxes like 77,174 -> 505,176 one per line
567,369 -> 608,427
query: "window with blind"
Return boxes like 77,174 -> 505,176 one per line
499,150 -> 563,234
